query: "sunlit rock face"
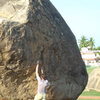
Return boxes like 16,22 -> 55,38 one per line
0,0 -> 29,23
0,0 -> 88,100
86,68 -> 100,91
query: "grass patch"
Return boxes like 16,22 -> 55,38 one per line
81,90 -> 100,96
78,66 -> 100,100
86,66 -> 98,73
78,90 -> 100,100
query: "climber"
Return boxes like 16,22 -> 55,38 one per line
34,60 -> 49,100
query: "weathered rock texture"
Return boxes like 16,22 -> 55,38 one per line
86,68 -> 100,92
0,0 -> 88,100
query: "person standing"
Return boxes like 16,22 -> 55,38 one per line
34,61 -> 48,100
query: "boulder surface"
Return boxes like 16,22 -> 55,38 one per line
0,0 -> 88,100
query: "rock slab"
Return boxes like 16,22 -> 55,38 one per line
0,0 -> 88,100
86,68 -> 100,92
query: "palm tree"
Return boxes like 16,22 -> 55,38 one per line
79,36 -> 88,49
88,37 -> 95,50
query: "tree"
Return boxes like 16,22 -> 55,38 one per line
96,46 -> 100,50
79,36 -> 95,50
88,37 -> 95,50
79,36 -> 89,49
95,46 -> 100,55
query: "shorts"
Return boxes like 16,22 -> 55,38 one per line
34,93 -> 46,100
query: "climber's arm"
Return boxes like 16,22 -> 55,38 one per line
36,61 -> 40,80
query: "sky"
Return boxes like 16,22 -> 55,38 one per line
50,0 -> 100,47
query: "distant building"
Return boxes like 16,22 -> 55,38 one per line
81,47 -> 100,66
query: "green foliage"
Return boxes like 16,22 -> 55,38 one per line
86,67 -> 96,73
95,46 -> 100,50
78,35 -> 95,50
80,90 -> 100,96
94,46 -> 100,55
88,37 -> 95,50
97,46 -> 100,50
79,36 -> 89,49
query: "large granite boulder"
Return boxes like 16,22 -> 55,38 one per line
0,0 -> 88,100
